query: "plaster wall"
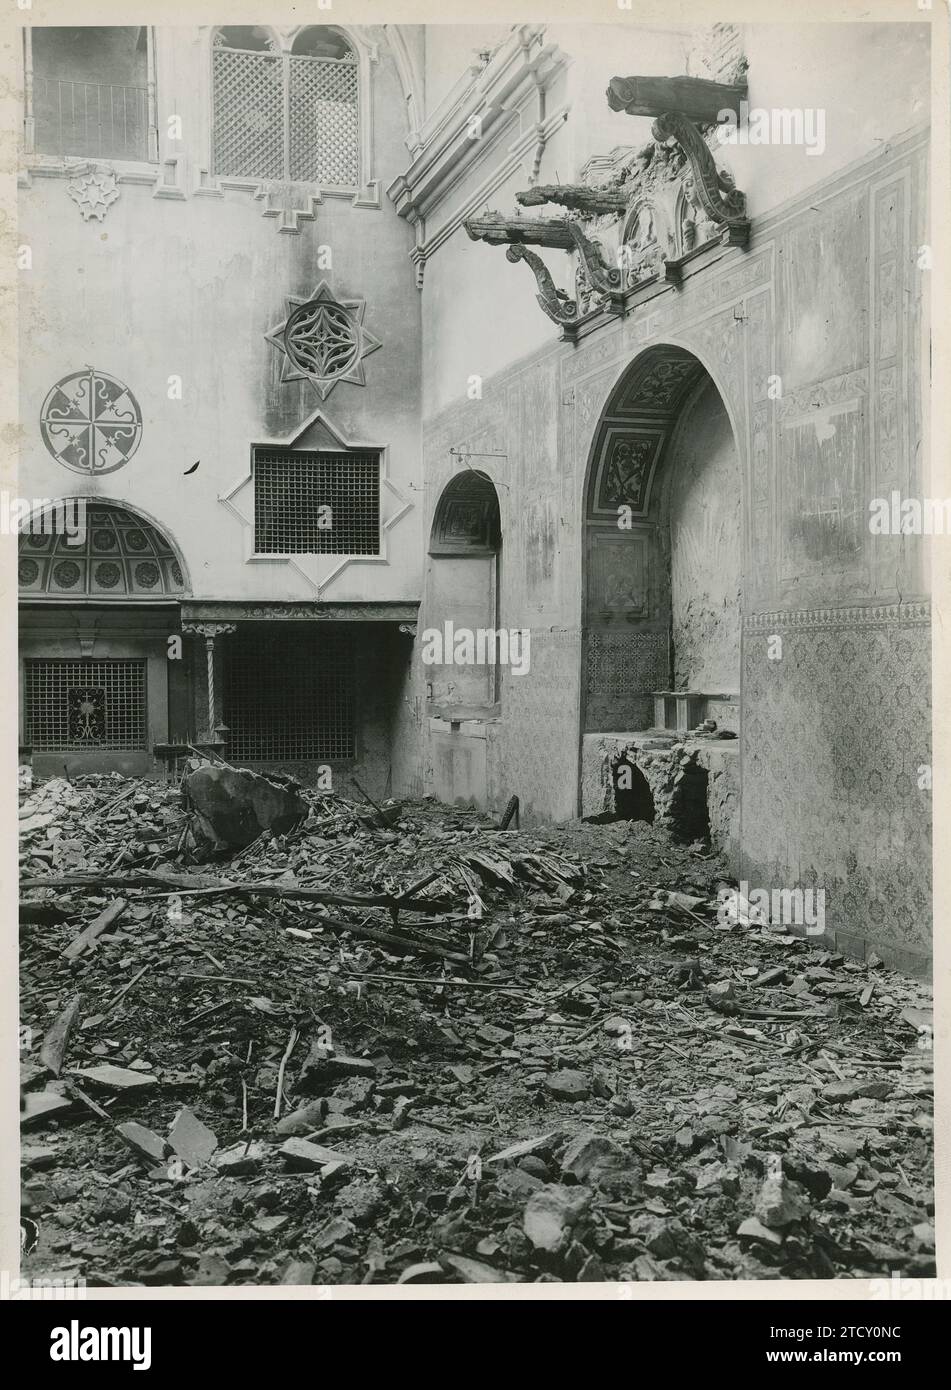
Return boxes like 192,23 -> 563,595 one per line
415,107 -> 931,969
661,378 -> 742,694
418,22 -> 930,418
18,25 -> 424,608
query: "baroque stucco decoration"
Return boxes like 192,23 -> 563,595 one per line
464,73 -> 750,338
65,165 -> 120,221
265,280 -> 381,400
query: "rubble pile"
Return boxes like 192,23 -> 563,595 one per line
20,770 -> 934,1286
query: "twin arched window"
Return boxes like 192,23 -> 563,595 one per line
212,26 -> 359,187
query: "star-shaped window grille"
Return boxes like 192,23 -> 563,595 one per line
265,281 -> 381,400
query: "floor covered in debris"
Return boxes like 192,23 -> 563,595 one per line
19,773 -> 935,1286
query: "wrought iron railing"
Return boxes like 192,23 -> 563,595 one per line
33,77 -> 150,161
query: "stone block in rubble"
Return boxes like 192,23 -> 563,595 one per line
296,1046 -> 377,1095
523,1184 -> 592,1253
559,1131 -> 625,1183
275,1100 -> 326,1136
279,1138 -> 352,1172
754,1175 -> 809,1229
185,765 -> 308,848
544,1070 -> 590,1102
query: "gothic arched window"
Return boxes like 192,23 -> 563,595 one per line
212,26 -> 359,187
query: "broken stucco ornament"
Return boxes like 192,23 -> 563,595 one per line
184,765 -> 308,848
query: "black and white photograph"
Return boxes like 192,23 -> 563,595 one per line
7,1 -> 944,1307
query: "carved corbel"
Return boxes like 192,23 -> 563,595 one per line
605,74 -> 750,247
567,221 -> 624,312
505,244 -> 579,336
650,111 -> 748,240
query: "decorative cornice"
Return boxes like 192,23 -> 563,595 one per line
182,601 -> 419,623
386,24 -> 571,287
743,602 -> 931,633
182,621 -> 237,639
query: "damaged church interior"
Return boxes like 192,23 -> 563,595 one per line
15,17 -> 937,1292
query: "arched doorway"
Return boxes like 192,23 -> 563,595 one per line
425,470 -> 502,809
18,501 -> 191,778
580,345 -> 742,855
427,470 -> 502,711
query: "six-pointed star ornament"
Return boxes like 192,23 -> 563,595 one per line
265,280 -> 381,400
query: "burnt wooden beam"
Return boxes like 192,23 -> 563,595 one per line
464,214 -> 576,251
515,184 -> 628,216
606,74 -> 746,124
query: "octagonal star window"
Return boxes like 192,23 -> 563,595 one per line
265,280 -> 380,400
265,275 -> 380,397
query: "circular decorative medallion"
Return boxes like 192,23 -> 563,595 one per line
284,299 -> 361,380
94,562 -> 121,588
53,560 -> 81,588
92,528 -> 117,551
18,558 -> 38,584
40,369 -> 142,475
125,529 -> 148,551
134,561 -> 160,589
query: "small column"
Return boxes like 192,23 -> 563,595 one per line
183,622 -> 236,741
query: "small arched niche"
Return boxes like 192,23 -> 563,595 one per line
581,344 -> 742,736
426,471 -> 502,713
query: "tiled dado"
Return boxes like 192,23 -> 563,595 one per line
741,601 -> 931,973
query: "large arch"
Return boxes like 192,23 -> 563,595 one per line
18,499 -> 189,601
18,500 -> 191,779
579,343 -> 744,855
581,342 -> 743,732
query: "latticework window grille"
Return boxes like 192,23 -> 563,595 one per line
212,48 -> 284,180
212,46 -> 359,185
226,628 -> 355,761
24,659 -> 147,751
289,56 -> 359,184
254,449 -> 380,555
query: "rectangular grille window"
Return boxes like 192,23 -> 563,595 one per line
254,449 -> 381,556
226,629 -> 355,761
24,659 -> 147,751
212,48 -> 358,185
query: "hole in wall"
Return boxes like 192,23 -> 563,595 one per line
669,760 -> 711,843
613,760 -> 655,824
